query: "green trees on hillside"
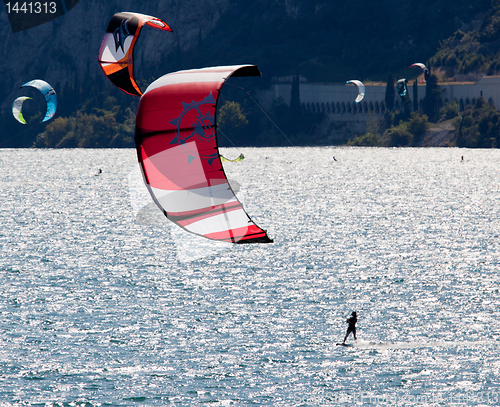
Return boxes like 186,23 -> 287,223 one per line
431,2 -> 500,77
348,112 -> 430,147
218,101 -> 248,133
348,95 -> 500,148
35,97 -> 135,148
456,98 -> 500,148
384,112 -> 430,146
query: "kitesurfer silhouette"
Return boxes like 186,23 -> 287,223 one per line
343,311 -> 357,344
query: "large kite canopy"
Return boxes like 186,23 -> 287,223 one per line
20,79 -> 57,123
98,12 -> 172,97
345,80 -> 365,103
135,65 -> 273,244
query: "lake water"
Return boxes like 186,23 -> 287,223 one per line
0,147 -> 499,406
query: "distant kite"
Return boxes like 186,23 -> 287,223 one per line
397,78 -> 410,104
12,97 -> 31,124
220,154 -> 245,162
98,12 -> 172,96
409,63 -> 429,83
13,79 -> 57,124
345,80 -> 365,103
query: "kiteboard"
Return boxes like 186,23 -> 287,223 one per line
336,343 -> 353,347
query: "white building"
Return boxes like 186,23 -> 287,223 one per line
271,76 -> 500,132
440,77 -> 500,110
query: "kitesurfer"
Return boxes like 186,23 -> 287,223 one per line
343,311 -> 357,344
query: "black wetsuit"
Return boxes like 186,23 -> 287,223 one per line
343,315 -> 357,343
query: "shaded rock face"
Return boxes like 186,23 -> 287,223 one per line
1,0 -> 230,114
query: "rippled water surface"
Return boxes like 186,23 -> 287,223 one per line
1,147 -> 500,406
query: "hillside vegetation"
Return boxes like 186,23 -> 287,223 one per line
431,1 -> 500,79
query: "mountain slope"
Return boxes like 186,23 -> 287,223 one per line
431,1 -> 500,79
0,0 -> 495,147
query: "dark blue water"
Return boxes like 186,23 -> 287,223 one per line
1,148 -> 499,406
